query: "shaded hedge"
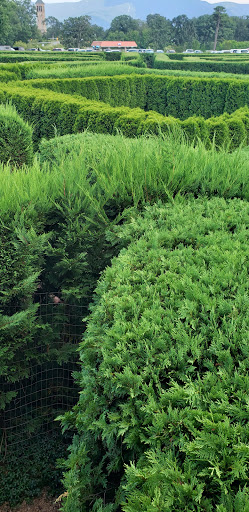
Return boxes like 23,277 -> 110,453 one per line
0,102 -> 33,166
61,197 -> 249,512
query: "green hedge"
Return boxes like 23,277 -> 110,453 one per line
154,58 -> 249,74
60,197 -> 249,512
2,130 -> 249,504
105,51 -> 121,61
0,70 -> 18,82
0,102 -> 33,166
0,52 -> 104,63
0,83 -> 248,150
22,73 -> 249,119
167,53 -> 184,60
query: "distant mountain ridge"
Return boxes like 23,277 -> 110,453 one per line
45,0 -> 249,28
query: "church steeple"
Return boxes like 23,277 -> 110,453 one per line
35,0 -> 46,34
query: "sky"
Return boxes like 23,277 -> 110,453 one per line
32,0 -> 249,5
204,0 -> 249,3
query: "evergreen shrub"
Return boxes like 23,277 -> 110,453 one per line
167,53 -> 184,60
105,51 -> 121,61
226,115 -> 247,150
206,117 -> 230,149
0,70 -> 18,82
1,83 -> 249,150
127,58 -> 146,68
0,102 -> 33,166
140,53 -> 156,68
23,73 -> 249,119
154,59 -> 249,75
61,197 -> 249,512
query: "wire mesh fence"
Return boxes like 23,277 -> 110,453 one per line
0,292 -> 85,458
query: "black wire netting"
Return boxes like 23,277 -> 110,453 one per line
0,292 -> 85,459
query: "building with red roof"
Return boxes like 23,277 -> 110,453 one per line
91,41 -> 137,51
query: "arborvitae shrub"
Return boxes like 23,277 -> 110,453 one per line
61,197 -> 249,512
140,53 -> 156,68
114,110 -> 147,136
0,102 -> 33,166
0,70 -> 18,82
127,58 -> 146,68
226,116 -> 247,150
206,117 -> 230,149
167,53 -> 184,60
105,51 -> 122,61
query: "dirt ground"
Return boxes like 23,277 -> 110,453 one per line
0,493 -> 61,512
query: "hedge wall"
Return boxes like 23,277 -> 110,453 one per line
0,52 -> 104,63
154,58 -> 249,75
1,83 -> 249,150
2,129 -> 249,504
61,197 -> 249,512
22,73 -> 249,119
0,103 -> 33,166
0,70 -> 18,82
0,82 -> 249,149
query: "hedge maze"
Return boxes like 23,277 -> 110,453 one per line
2,52 -> 249,510
1,59 -> 249,151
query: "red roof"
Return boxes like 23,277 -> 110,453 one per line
92,41 -> 137,48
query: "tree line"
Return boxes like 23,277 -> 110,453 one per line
46,7 -> 249,51
1,0 -> 249,52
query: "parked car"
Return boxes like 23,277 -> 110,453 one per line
52,48 -> 64,51
166,49 -> 175,53
184,49 -> 194,53
232,49 -> 249,54
0,45 -> 15,51
156,50 -> 164,53
195,50 -> 202,53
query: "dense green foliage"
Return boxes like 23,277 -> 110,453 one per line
3,48 -> 249,509
61,197 -> 249,511
0,102 -> 33,166
0,431 -> 71,506
0,70 -> 18,82
23,73 -> 249,119
0,0 -> 38,46
154,59 -> 249,75
2,79 -> 249,150
0,52 -> 104,63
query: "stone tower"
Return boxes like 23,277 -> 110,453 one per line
36,0 -> 46,34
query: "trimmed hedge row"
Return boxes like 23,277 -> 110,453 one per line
0,84 -> 249,150
0,103 -> 33,166
0,70 -> 18,82
0,52 -> 104,63
154,59 -> 249,74
22,74 -> 249,119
